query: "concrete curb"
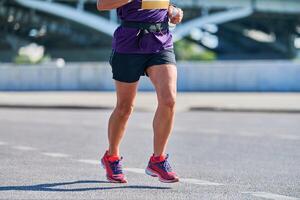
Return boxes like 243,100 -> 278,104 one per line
1,92 -> 300,113
0,104 -> 113,110
189,106 -> 300,114
1,104 -> 300,113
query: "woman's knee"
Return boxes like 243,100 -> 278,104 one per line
158,94 -> 176,109
115,102 -> 134,118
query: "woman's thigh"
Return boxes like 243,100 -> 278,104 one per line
146,64 -> 177,103
115,80 -> 139,106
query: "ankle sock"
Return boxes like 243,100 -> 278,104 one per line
105,151 -> 120,162
151,154 -> 166,163
107,155 -> 120,162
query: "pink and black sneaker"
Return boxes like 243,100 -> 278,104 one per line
101,151 -> 127,183
145,154 -> 179,183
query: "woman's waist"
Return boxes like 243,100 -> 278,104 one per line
120,21 -> 169,32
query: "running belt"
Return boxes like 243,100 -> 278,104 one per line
121,21 -> 169,33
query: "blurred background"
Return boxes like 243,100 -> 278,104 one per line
1,2 -> 300,199
0,0 -> 300,91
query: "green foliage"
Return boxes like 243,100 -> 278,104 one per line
14,54 -> 51,65
174,39 -> 217,61
14,55 -> 35,64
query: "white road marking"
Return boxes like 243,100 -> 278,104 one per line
180,178 -> 224,186
42,152 -> 70,158
124,168 -> 224,186
0,141 -> 7,145
124,168 -> 146,174
275,134 -> 300,140
77,159 -> 99,165
12,145 -> 36,151
243,192 -> 300,200
77,160 -> 224,187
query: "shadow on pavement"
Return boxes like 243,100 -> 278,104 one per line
0,180 -> 171,192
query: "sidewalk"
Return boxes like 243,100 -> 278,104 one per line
0,92 -> 300,113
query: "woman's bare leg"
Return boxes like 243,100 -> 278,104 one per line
146,64 -> 177,156
108,80 -> 139,156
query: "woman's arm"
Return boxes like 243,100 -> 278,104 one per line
97,0 -> 132,11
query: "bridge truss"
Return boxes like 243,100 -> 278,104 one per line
0,0 -> 299,61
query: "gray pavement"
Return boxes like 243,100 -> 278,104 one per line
0,108 -> 299,200
1,92 -> 300,112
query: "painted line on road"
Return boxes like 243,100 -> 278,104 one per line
124,168 -> 224,186
180,178 -> 224,186
243,192 -> 300,200
124,168 -> 146,174
42,152 -> 70,158
275,134 -> 300,141
77,162 -> 225,187
12,145 -> 37,151
77,159 -> 99,165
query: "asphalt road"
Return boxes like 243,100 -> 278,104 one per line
0,108 -> 299,200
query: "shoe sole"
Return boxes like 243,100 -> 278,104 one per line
145,167 -> 179,183
101,159 -> 127,183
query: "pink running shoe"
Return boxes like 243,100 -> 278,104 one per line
101,151 -> 127,183
145,154 -> 179,183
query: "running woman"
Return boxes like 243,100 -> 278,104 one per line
97,0 -> 183,183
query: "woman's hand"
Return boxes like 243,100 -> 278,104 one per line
168,5 -> 183,24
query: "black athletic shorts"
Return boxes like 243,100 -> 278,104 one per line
109,48 -> 176,83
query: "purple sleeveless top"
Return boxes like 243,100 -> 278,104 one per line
112,0 -> 173,54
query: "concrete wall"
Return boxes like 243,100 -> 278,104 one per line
0,61 -> 299,91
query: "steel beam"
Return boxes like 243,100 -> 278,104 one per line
174,7 -> 253,41
15,0 -> 118,36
